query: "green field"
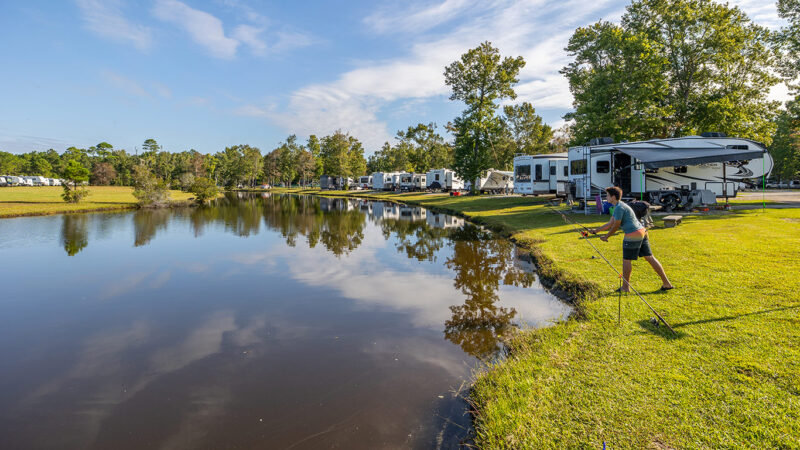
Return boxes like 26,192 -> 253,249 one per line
0,186 -> 195,218
275,188 -> 800,449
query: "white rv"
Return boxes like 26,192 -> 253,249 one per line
372,172 -> 401,190
466,169 -> 514,194
48,178 -> 62,186
4,176 -> 22,186
399,173 -> 427,191
426,169 -> 464,191
20,177 -> 35,186
0,176 -> 6,186
513,153 -> 568,195
358,175 -> 373,190
568,135 -> 773,211
390,173 -> 406,190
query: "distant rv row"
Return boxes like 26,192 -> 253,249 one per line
0,176 -> 63,187
324,135 -> 772,211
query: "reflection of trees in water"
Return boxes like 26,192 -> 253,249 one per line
61,215 -> 89,256
133,208 -> 171,247
183,194 -> 366,256
443,225 -> 536,360
379,217 -> 450,261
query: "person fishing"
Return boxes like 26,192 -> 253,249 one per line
589,186 -> 674,293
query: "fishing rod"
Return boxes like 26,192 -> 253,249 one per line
547,205 -> 677,335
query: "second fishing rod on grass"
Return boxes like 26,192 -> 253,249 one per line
551,186 -> 677,335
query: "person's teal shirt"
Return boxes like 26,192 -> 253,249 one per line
612,201 -> 643,234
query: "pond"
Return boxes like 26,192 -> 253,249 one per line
0,193 -> 570,449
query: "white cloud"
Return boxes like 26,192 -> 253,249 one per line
262,0 -> 619,151
364,0 -> 482,34
101,70 -> 152,99
152,0 -> 240,59
75,0 -> 152,50
232,24 -> 267,55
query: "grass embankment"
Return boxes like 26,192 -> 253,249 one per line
0,186 -> 195,218
276,188 -> 800,448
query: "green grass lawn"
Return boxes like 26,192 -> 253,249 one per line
276,188 -> 800,448
0,186 -> 195,217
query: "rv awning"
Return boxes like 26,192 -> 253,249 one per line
614,147 -> 765,169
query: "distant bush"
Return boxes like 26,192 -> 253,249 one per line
190,177 -> 219,204
132,165 -> 170,207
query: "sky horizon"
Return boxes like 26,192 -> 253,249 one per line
0,0 -> 790,155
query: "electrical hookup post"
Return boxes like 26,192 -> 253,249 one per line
548,205 -> 677,336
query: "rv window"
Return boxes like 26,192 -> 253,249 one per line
674,166 -> 688,173
435,173 -> 440,181
535,165 -> 543,181
515,165 -> 531,182
550,166 -> 556,176
596,160 -> 610,173
563,166 -> 568,177
570,159 -> 587,175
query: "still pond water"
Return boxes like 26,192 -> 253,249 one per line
0,193 -> 569,449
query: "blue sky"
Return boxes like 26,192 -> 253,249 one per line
0,0 -> 788,155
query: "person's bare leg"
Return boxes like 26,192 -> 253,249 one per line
644,255 -> 673,288
621,259 -> 632,292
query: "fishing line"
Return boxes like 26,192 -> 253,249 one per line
547,205 -> 677,335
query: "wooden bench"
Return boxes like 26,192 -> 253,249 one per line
663,215 -> 683,228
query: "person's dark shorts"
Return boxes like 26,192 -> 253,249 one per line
622,235 -> 653,260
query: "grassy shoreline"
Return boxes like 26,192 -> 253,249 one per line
0,186 -> 196,218
272,187 -> 800,449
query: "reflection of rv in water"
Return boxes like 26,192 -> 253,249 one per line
426,169 -> 464,191
371,202 -> 401,220
466,169 -> 514,194
568,135 -> 773,211
399,206 -> 427,221
513,153 -> 568,195
426,212 -> 465,229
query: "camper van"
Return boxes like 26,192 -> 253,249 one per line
426,169 -> 464,191
466,169 -> 514,194
513,153 -> 568,195
568,135 -> 773,211
399,173 -> 426,191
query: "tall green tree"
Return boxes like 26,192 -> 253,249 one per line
307,135 -> 324,179
444,41 -> 525,190
776,0 -> 800,90
502,102 -> 554,157
320,130 -> 352,180
61,159 -> 90,203
347,136 -> 367,178
564,0 -> 780,144
0,151 -> 22,175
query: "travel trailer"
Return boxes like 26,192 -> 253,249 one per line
513,153 -> 569,195
426,169 -> 464,191
390,173 -> 406,190
4,176 -> 22,186
568,135 -> 773,211
372,172 -> 401,190
0,176 -> 6,186
466,169 -> 514,194
399,173 -> 427,191
357,175 -> 373,189
319,175 -> 351,190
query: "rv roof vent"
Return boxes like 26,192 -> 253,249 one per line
589,137 -> 614,146
726,144 -> 748,150
701,132 -> 727,138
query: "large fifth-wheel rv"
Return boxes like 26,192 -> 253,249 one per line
426,169 -> 464,191
513,153 -> 569,195
568,135 -> 773,211
466,169 -> 514,194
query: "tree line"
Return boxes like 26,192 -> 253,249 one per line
2,0 -> 798,187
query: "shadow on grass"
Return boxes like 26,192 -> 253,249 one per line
672,304 -> 800,328
635,319 -> 687,340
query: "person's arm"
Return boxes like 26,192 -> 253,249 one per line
591,218 -> 615,234
600,219 -> 621,241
